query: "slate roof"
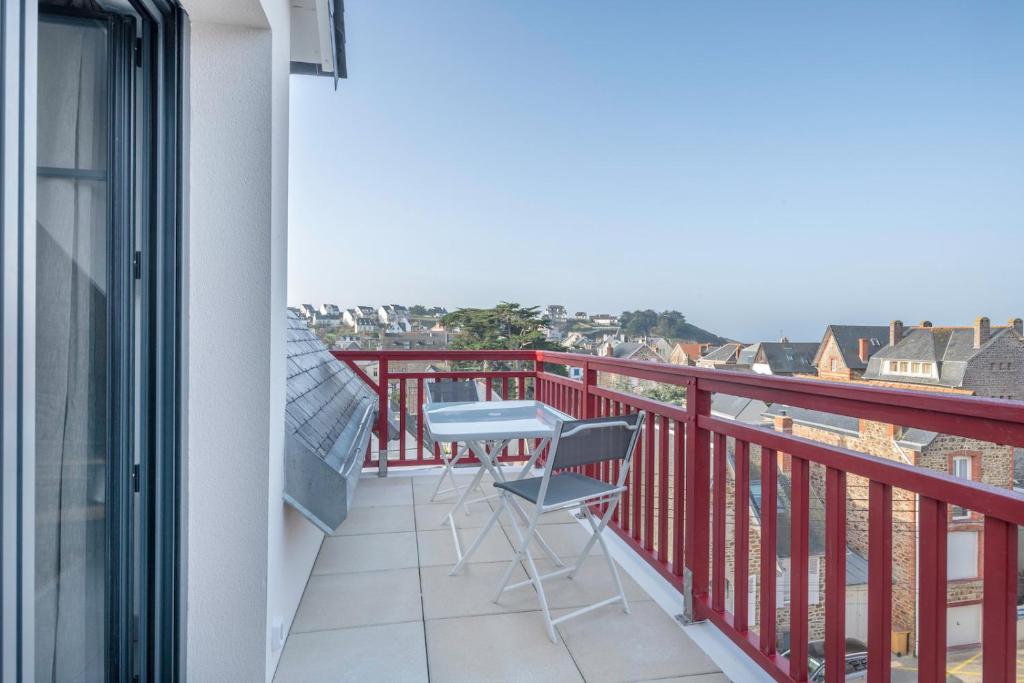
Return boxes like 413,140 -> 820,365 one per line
741,342 -> 819,374
862,326 -> 1015,388
764,404 -> 859,436
286,311 -> 378,470
816,325 -> 888,371
700,343 -> 742,363
710,394 -> 769,425
611,341 -> 646,359
762,404 -> 939,450
896,427 -> 939,449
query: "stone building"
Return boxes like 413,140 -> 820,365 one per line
863,317 -> 1024,400
711,397 -> 869,651
812,325 -> 888,380
763,404 -> 1015,649
669,342 -> 709,366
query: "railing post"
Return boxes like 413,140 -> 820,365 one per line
983,516 -> 1018,681
581,361 -> 596,419
377,357 -> 389,477
683,378 -> 710,623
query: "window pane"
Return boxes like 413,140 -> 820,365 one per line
36,17 -> 110,682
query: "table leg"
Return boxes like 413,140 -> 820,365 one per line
514,437 -> 549,480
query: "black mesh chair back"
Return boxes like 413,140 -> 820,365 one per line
426,379 -> 480,404
550,413 -> 644,471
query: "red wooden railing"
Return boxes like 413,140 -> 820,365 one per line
333,348 -> 1024,682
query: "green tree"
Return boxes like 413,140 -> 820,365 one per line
442,302 -> 565,373
645,383 -> 687,405
620,309 -> 659,336
409,304 -> 428,316
619,309 -> 691,338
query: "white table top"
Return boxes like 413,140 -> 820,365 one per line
423,400 -> 572,442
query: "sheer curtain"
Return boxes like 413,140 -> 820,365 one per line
36,16 -> 110,683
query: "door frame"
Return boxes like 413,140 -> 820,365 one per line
0,1 -> 184,681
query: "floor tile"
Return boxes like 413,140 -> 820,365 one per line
425,611 -> 584,683
421,560 -> 539,620
313,532 -> 418,574
274,621 -> 427,683
412,474 -> 490,504
351,482 -> 413,508
505,521 -> 605,558
358,474 -> 414,488
417,527 -> 515,567
632,674 -> 731,683
556,601 -> 720,683
528,555 -> 652,610
331,505 -> 415,536
292,568 -> 422,633
494,499 -> 582,525
414,501 -> 503,530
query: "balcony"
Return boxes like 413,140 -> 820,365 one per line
273,471 -> 738,682
310,349 -> 1024,682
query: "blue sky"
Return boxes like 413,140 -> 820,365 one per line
288,1 -> 1024,341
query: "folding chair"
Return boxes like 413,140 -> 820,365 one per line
425,379 -> 486,503
487,412 -> 645,643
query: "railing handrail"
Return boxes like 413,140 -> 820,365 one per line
334,348 -> 1024,447
704,414 -> 1024,524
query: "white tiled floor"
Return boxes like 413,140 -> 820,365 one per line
273,472 -> 731,683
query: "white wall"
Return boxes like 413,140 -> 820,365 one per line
260,0 -> 327,680
181,6 -> 273,682
180,1 -> 324,679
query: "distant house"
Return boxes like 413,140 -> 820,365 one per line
546,305 -> 567,323
600,340 -> 664,363
813,325 -> 888,380
596,340 -> 664,392
343,306 -> 377,328
318,303 -> 341,318
297,303 -> 317,319
574,311 -> 588,321
646,337 -> 675,360
384,319 -> 413,334
739,340 -> 819,376
862,318 -> 1024,400
542,326 -> 564,342
380,331 -> 449,351
590,313 -> 619,326
378,304 -> 410,325
696,343 -> 745,369
332,338 -> 362,351
669,342 -> 709,366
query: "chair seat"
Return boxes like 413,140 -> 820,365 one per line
494,472 -> 618,508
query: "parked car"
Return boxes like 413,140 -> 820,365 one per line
783,638 -> 868,682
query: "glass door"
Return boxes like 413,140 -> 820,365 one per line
35,8 -> 134,681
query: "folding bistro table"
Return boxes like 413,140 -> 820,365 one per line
422,399 -> 572,570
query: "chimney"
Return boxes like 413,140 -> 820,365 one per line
773,412 -> 794,473
1010,318 -> 1023,336
974,316 -> 990,349
857,338 -> 870,363
889,320 -> 904,347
